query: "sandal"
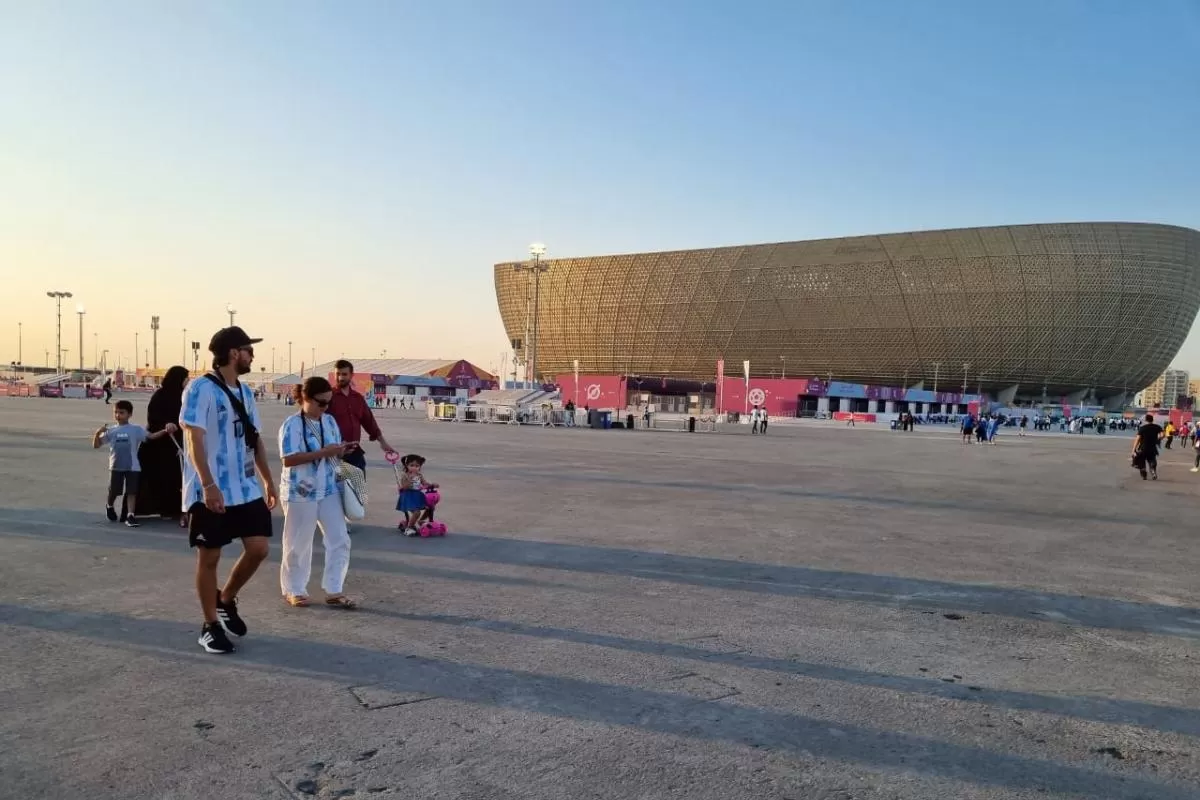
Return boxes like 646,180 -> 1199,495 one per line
325,594 -> 358,610
285,594 -> 310,607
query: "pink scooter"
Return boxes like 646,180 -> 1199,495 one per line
386,451 -> 447,537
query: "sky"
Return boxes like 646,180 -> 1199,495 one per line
2,0 -> 1198,378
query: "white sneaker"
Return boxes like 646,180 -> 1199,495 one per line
1190,468 -> 1198,473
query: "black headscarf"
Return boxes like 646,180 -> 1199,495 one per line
147,366 -> 190,434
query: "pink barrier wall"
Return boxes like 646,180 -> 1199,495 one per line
555,374 -> 628,408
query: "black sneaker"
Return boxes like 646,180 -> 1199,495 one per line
106,506 -> 118,522
198,621 -> 235,654
124,515 -> 140,528
216,594 -> 248,637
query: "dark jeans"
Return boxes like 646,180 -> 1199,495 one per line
342,448 -> 367,474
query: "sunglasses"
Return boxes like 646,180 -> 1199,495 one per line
312,397 -> 331,407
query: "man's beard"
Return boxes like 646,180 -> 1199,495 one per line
337,378 -> 350,388
236,361 -> 252,375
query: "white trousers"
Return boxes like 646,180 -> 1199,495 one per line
280,494 -> 351,597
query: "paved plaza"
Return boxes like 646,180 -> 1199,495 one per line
2,396 -> 1200,799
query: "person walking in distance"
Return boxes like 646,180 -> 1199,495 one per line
181,327 -> 279,654
1132,413 -> 1163,481
328,359 -> 397,473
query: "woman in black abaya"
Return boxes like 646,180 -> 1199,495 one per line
135,366 -> 190,525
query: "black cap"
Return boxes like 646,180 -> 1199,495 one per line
208,326 -> 263,355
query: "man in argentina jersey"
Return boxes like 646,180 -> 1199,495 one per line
181,326 -> 279,655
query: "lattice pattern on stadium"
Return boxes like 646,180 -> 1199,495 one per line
494,222 -> 1200,399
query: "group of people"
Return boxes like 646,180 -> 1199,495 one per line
960,413 -> 1002,444
378,395 -> 418,409
749,405 -> 769,434
93,333 -> 408,654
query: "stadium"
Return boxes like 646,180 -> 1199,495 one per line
495,222 -> 1200,407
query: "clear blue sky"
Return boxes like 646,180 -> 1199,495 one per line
2,1 -> 1198,376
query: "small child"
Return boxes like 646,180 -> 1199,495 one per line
92,399 -> 176,527
396,454 -> 438,536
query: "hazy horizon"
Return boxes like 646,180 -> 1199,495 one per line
3,1 -> 1197,381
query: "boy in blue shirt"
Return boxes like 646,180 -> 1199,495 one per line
92,399 -> 177,527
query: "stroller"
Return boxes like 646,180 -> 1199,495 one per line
387,451 -> 447,537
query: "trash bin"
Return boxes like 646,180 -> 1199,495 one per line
627,414 -> 635,429
688,416 -> 696,433
600,411 -> 612,429
890,419 -> 897,430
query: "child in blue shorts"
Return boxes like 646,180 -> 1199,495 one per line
396,454 -> 438,536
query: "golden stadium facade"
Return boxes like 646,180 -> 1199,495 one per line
494,222 -> 1200,400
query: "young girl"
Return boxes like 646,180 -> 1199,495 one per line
396,454 -> 438,536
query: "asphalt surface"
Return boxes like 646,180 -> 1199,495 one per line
1,396 -> 1199,800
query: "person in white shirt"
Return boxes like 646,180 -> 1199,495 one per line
180,326 -> 279,655
279,376 -> 358,609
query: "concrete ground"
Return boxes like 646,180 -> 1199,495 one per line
1,396 -> 1199,800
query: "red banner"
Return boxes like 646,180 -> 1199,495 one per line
720,377 -> 813,418
554,373 -> 626,409
1169,409 -> 1193,429
832,412 -> 877,423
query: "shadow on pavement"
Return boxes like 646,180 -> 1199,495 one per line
367,607 -> 1200,738
0,603 -> 1194,800
2,510 -> 1198,639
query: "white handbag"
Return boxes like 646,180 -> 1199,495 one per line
337,461 -> 368,520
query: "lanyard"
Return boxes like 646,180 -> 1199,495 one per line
297,414 -> 326,452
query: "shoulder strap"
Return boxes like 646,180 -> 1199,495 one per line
294,413 -> 325,452
203,373 -> 257,441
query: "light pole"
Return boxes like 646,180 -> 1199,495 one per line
272,346 -> 276,373
779,355 -> 786,380
46,291 -> 73,375
75,304 -> 85,370
93,332 -> 98,369
183,328 -> 187,364
150,316 -> 160,369
135,332 -> 139,370
513,243 -> 549,386
932,361 -> 941,395
962,362 -> 970,396
101,349 -> 109,374
288,341 -> 293,374
17,321 -> 22,365
226,303 -> 236,327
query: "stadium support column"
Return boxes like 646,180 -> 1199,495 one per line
1102,392 -> 1128,412
997,385 -> 1019,406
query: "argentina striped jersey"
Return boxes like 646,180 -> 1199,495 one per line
279,413 -> 342,504
180,375 -> 264,510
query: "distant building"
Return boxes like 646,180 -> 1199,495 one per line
1189,378 -> 1200,405
1141,368 -> 1190,408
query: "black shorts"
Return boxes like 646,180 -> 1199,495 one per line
109,470 -> 140,496
188,498 -> 273,549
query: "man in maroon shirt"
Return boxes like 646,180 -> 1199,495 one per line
329,360 -> 397,474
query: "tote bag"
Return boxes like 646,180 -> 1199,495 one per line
337,461 -> 368,520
